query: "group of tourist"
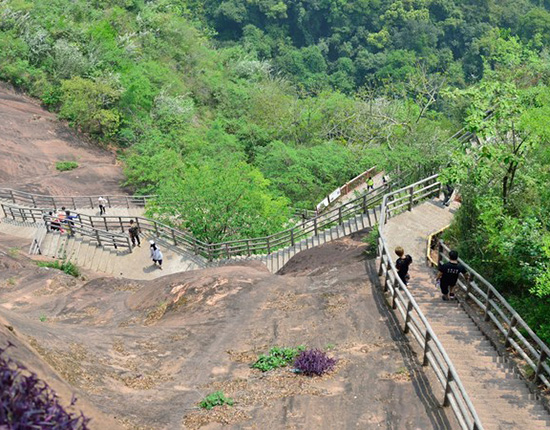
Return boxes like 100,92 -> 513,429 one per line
395,246 -> 467,301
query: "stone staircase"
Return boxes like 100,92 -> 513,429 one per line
384,199 -> 550,429
220,209 -> 378,273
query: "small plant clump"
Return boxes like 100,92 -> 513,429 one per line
56,161 -> 79,172
293,349 -> 337,376
0,343 -> 90,429
252,346 -> 305,372
37,260 -> 81,277
362,226 -> 380,257
199,391 -> 234,410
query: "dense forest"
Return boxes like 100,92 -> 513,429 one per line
1,0 -> 550,344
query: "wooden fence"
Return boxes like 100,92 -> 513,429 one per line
435,242 -> 550,393
377,175 -> 484,430
1,182 -> 387,260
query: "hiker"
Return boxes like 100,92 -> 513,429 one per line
443,184 -> 454,207
46,211 -> 60,232
395,246 -> 413,285
64,210 -> 77,236
149,240 -> 163,270
366,175 -> 374,191
98,196 -> 107,215
437,250 -> 468,301
129,220 -> 141,247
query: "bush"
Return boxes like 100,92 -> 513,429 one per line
0,343 -> 90,429
293,349 -> 337,376
362,226 -> 380,258
56,161 -> 79,171
199,391 -> 233,410
37,260 -> 80,277
252,346 -> 305,372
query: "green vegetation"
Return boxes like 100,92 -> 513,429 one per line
252,346 -> 305,371
2,0 -> 550,346
39,314 -> 47,323
55,161 -> 79,172
199,391 -> 234,410
37,260 -> 80,278
363,226 -> 380,258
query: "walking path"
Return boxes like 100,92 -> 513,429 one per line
384,200 -> 550,429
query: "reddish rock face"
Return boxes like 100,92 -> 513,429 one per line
0,84 -> 127,197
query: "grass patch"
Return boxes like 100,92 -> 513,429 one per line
199,391 -> 234,410
55,161 -> 79,172
36,260 -> 80,277
7,248 -> 19,258
252,346 -> 305,372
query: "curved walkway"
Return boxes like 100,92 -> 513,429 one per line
384,200 -> 550,429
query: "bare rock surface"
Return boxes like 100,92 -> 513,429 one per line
0,234 -> 453,429
0,83 -> 126,196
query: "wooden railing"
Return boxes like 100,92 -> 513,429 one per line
377,175 -> 484,430
0,188 -> 154,209
436,242 -> 550,393
1,182 -> 388,260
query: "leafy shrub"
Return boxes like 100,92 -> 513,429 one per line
362,226 -> 380,258
56,161 -> 79,171
293,349 -> 337,376
252,346 -> 305,372
37,260 -> 80,277
199,391 -> 233,410
0,343 -> 90,429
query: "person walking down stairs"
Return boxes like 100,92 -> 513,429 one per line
436,249 -> 468,301
98,196 -> 107,215
395,246 -> 413,285
149,240 -> 163,270
128,220 -> 141,247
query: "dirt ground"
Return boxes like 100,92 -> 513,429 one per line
0,83 -> 126,196
0,234 -> 454,430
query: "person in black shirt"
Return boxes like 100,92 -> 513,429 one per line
395,246 -> 413,285
437,250 -> 467,301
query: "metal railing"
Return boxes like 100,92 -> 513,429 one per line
0,188 -> 155,209
377,175 -> 483,430
436,242 -> 550,392
1,182 -> 389,260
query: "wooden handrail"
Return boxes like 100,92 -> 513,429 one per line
437,242 -> 550,391
377,175 -> 484,430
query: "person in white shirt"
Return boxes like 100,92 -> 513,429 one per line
98,196 -> 107,215
149,240 -> 163,270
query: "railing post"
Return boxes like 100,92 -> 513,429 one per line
338,207 -> 342,225
107,196 -> 112,208
464,275 -> 472,299
225,243 -> 230,258
104,217 -> 108,231
404,300 -> 413,333
378,240 -> 385,276
72,197 -> 76,210
247,240 -> 251,256
30,209 -> 36,223
172,229 -> 177,246
89,197 -> 94,209
443,368 -> 453,406
119,217 -> 124,232
408,186 -> 414,211
95,230 -> 101,246
31,195 -> 37,208
51,197 -> 56,211
392,277 -> 398,309
504,315 -> 517,348
314,217 -> 318,236
362,195 -> 367,214
484,287 -> 493,322
266,237 -> 271,255
422,331 -> 431,366
437,240 -> 443,266
126,196 -> 130,208
290,229 -> 295,246
9,190 -> 15,203
534,350 -> 548,385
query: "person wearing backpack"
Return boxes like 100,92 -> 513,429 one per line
395,246 -> 413,285
128,220 -> 141,247
437,250 -> 468,301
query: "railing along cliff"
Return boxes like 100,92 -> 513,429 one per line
377,175 -> 483,430
435,242 -> 550,393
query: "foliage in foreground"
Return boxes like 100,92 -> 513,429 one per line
55,161 -> 79,172
294,349 -> 337,376
252,346 -> 305,372
199,391 -> 234,410
37,260 -> 80,278
0,343 -> 89,429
